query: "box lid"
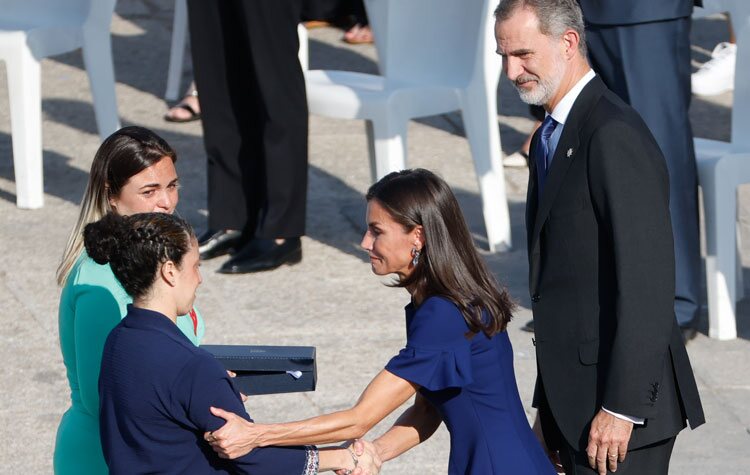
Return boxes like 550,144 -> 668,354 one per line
202,344 -> 316,372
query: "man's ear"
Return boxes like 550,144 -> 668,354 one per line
562,28 -> 580,58
160,260 -> 177,287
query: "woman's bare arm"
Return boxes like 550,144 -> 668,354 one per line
372,393 -> 443,462
207,370 -> 417,459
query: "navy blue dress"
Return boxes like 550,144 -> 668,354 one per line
99,306 -> 316,475
385,297 -> 556,474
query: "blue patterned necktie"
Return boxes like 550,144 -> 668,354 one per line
535,115 -> 558,196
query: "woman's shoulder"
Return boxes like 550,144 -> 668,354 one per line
68,252 -> 117,285
63,252 -> 130,305
408,296 -> 469,344
173,346 -> 230,385
414,296 -> 464,322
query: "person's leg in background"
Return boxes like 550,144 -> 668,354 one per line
187,0 -> 253,259
504,105 -> 544,168
217,0 -> 308,274
343,0 -> 373,44
586,18 -> 702,341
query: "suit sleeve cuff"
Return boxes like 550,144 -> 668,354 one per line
602,407 -> 645,425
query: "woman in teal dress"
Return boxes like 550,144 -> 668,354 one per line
53,127 -> 206,474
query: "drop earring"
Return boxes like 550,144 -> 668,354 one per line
412,247 -> 421,266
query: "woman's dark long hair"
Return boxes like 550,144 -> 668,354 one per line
366,169 -> 514,336
83,213 -> 194,299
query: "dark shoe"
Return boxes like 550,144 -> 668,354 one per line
520,319 -> 534,333
218,237 -> 302,274
681,326 -> 698,344
198,229 -> 242,260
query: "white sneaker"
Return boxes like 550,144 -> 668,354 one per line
503,151 -> 528,168
692,42 -> 736,96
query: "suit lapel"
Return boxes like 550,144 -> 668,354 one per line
528,77 -> 606,290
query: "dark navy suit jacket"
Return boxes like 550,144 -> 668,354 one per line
578,0 -> 693,24
99,305 -> 311,474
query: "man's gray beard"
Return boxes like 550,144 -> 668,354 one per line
514,55 -> 566,106
513,77 -> 560,106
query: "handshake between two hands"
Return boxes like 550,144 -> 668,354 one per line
335,439 -> 382,475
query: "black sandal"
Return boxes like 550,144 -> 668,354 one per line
164,91 -> 201,123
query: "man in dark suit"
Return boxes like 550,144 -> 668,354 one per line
578,0 -> 702,342
494,1 -> 705,473
188,0 -> 307,274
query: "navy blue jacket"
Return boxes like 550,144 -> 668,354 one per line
99,305 -> 312,474
578,0 -> 693,25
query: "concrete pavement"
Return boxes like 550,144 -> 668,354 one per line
0,2 -> 747,473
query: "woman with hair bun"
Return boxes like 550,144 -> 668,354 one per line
54,127 -> 206,474
206,169 -> 555,474
90,212 -> 379,475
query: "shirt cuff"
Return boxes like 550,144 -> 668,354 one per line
302,445 -> 319,475
602,407 -> 645,425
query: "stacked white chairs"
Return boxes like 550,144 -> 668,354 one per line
304,0 -> 511,252
164,0 -> 309,101
0,0 -> 120,208
693,0 -> 750,339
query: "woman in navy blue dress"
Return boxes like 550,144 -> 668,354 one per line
207,169 -> 556,474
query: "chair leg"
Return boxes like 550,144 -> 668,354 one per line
736,225 -> 745,301
297,24 -> 309,72
701,157 -> 738,340
365,118 -> 407,182
6,46 -> 44,209
461,84 -> 511,252
165,0 -> 188,101
82,30 -> 121,139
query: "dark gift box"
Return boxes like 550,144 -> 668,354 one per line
202,345 -> 317,396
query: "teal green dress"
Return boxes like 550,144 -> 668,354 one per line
53,253 -> 205,474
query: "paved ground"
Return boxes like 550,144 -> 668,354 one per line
0,1 -> 748,473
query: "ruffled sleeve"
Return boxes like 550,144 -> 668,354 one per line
385,297 -> 474,391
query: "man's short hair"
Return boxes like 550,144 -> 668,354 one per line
494,0 -> 588,56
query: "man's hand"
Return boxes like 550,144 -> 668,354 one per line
204,406 -> 259,459
586,410 -> 633,474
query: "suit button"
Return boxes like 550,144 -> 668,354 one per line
531,294 -> 540,303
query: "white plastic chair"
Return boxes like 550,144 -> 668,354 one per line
165,0 -> 309,101
0,0 -> 120,209
305,0 -> 511,252
693,0 -> 750,340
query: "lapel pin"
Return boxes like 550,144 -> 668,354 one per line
566,148 -> 573,158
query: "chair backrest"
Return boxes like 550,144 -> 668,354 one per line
0,0 -> 87,26
365,0 -> 496,87
0,0 -> 115,30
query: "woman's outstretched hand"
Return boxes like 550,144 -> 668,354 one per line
204,406 -> 259,459
335,439 -> 383,475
